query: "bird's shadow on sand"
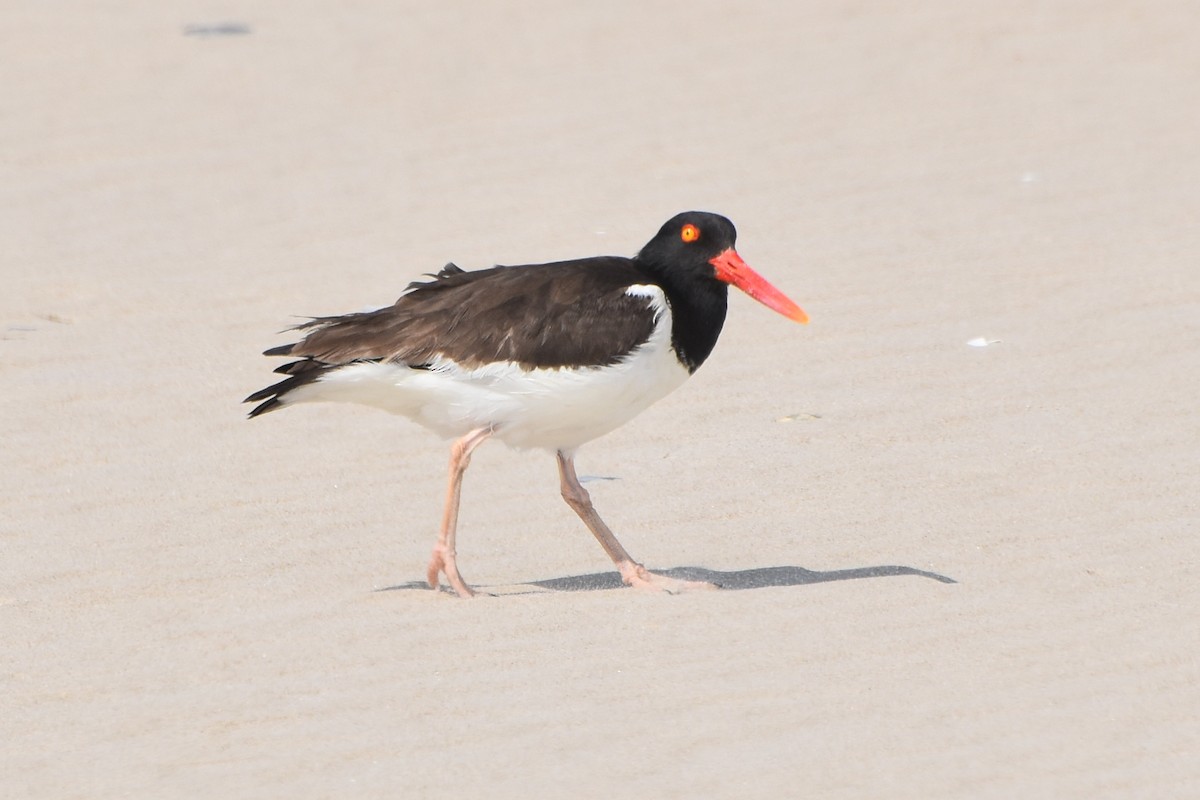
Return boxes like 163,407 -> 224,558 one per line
380,564 -> 956,595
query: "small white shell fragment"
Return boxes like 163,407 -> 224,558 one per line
777,412 -> 822,423
966,337 -> 1002,347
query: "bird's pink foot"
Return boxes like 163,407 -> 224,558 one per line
617,562 -> 718,594
426,545 -> 476,598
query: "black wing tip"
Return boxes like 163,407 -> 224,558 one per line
263,342 -> 296,357
243,383 -> 276,404
243,380 -> 285,413
244,359 -> 335,419
245,396 -> 282,418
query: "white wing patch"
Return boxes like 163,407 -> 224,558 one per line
625,283 -> 667,312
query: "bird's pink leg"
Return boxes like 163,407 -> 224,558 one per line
556,451 -> 716,594
427,426 -> 493,598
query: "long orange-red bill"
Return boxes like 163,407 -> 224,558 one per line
709,248 -> 809,324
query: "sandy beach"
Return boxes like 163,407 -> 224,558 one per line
3,2 -> 1198,797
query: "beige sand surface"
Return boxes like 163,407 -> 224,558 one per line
3,2 -> 1198,797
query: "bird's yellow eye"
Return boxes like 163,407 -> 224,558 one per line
680,224 -> 700,243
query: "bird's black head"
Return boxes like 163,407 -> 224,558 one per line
635,211 -> 740,279
635,211 -> 806,325
630,211 -> 806,373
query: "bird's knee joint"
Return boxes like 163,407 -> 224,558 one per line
560,485 -> 590,508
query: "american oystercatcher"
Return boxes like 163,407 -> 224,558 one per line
246,212 -> 807,597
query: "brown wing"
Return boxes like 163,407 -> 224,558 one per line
245,258 -> 663,416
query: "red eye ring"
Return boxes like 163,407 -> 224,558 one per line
680,223 -> 700,243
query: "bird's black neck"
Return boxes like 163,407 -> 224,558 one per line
652,272 -> 729,373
